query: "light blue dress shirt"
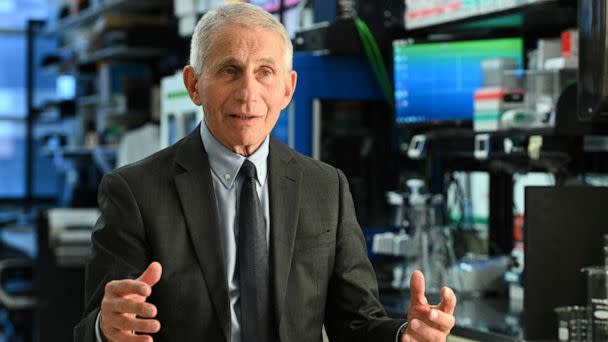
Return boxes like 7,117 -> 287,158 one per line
96,120 -> 270,342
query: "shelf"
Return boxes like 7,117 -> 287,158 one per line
42,145 -> 117,157
405,0 -> 567,33
409,129 -> 583,173
78,46 -> 168,65
104,110 -> 148,120
424,127 -> 556,140
62,146 -> 117,156
42,145 -> 115,158
44,0 -> 170,35
42,145 -> 118,174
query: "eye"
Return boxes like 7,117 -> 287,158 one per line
259,67 -> 274,77
223,66 -> 238,76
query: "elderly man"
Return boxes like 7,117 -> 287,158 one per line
74,3 -> 456,342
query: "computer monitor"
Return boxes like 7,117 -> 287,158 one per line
393,37 -> 524,126
248,0 -> 299,13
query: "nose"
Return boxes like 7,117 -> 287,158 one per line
233,70 -> 259,108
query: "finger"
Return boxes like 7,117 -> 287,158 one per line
113,329 -> 154,342
106,279 -> 151,297
137,262 -> 163,287
400,332 -> 421,342
102,297 -> 157,318
437,286 -> 457,315
409,270 -> 428,306
428,308 -> 456,332
107,313 -> 161,334
407,318 -> 446,342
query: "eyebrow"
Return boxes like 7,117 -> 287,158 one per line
214,57 -> 277,69
256,58 -> 276,66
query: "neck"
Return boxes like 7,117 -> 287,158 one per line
233,143 -> 262,157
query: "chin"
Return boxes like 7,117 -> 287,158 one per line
230,135 -> 264,149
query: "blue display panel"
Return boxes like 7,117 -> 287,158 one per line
393,37 -> 523,125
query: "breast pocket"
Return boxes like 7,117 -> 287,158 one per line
287,229 -> 333,328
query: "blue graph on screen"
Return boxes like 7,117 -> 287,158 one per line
393,38 -> 523,125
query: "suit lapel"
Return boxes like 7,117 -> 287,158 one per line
268,139 -> 302,334
174,127 -> 230,342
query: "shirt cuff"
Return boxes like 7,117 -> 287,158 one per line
395,321 -> 408,342
95,310 -> 105,342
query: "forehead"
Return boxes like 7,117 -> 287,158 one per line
206,23 -> 285,65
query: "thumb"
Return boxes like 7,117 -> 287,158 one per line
409,270 -> 428,306
137,261 -> 162,287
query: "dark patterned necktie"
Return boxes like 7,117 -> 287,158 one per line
238,160 -> 272,341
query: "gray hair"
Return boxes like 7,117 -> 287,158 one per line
189,3 -> 293,74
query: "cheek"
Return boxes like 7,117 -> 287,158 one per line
263,89 -> 286,111
262,96 -> 282,121
263,109 -> 282,134
201,88 -> 226,112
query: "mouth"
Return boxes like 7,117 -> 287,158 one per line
227,114 -> 260,121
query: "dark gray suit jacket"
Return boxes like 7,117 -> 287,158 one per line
74,126 -> 404,341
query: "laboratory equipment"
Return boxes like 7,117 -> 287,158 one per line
555,306 -> 569,341
554,305 -> 589,342
293,53 -> 394,227
578,0 -> 608,122
38,208 -> 100,340
377,180 -> 458,292
160,72 -> 203,149
447,254 -> 509,296
582,266 -> 608,341
385,190 -> 407,230
604,234 -> 608,266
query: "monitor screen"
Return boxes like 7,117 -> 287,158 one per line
393,37 -> 524,125
248,0 -> 299,13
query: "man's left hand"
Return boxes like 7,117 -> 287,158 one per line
401,270 -> 457,342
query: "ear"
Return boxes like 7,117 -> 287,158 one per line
183,65 -> 202,106
281,70 -> 297,110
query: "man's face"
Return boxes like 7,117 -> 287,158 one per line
184,23 -> 297,156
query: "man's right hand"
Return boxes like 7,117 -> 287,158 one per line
100,262 -> 162,342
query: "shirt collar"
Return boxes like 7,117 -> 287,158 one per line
200,119 -> 269,189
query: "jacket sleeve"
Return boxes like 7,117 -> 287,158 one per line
324,169 -> 406,342
74,172 -> 151,341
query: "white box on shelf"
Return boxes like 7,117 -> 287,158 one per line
536,38 -> 562,70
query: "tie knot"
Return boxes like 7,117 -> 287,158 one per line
239,160 -> 257,180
